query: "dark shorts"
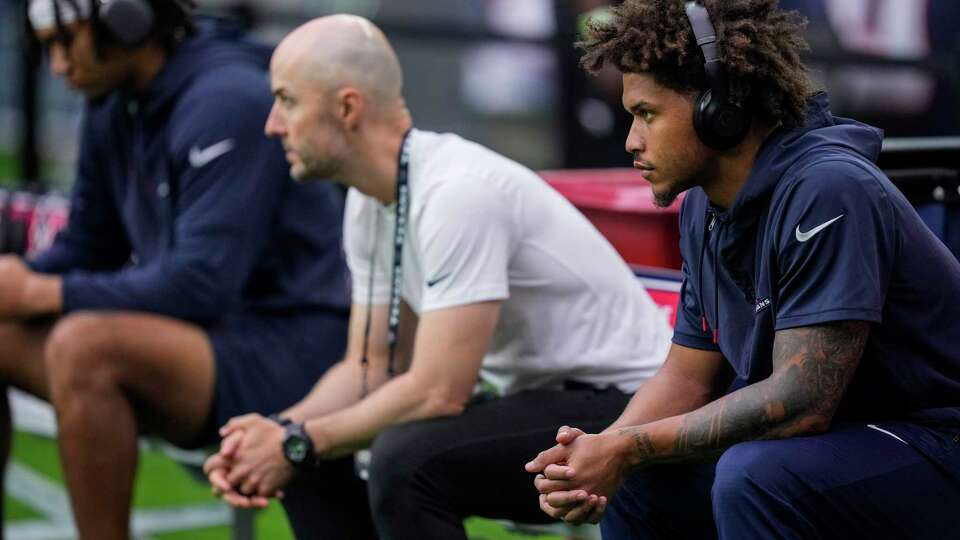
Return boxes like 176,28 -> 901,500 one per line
197,309 -> 348,446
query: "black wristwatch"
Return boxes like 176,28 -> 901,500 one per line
281,421 -> 316,468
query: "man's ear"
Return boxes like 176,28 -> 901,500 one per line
336,87 -> 364,131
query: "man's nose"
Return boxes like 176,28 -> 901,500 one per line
265,104 -> 284,137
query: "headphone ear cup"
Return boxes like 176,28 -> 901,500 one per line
712,103 -> 749,146
692,89 -> 751,150
692,89 -> 715,148
97,0 -> 155,47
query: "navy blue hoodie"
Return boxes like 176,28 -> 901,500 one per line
674,93 -> 960,464
29,26 -> 350,324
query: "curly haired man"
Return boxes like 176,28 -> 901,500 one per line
527,1 -> 960,538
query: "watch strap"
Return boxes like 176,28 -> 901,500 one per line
282,421 -> 317,468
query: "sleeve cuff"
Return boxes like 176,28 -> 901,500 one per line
60,273 -> 82,313
671,331 -> 720,351
420,284 -> 509,312
775,308 -> 882,331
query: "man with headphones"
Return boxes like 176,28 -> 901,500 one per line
3,1 -> 365,538
527,1 -> 960,537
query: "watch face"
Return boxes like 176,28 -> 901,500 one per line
284,437 -> 309,463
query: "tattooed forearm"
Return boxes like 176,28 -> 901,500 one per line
670,321 -> 868,458
619,428 -> 657,459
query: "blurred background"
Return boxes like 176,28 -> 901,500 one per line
0,1 -> 958,538
1,0 -> 958,188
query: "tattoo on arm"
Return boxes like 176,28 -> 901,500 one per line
669,321 -> 869,459
620,429 -> 657,459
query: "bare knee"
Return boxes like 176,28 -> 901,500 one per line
45,313 -> 120,397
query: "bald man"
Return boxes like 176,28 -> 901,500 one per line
203,15 -> 671,539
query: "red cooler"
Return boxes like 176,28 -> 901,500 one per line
540,169 -> 683,269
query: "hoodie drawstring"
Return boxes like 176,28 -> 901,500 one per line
698,210 -> 720,344
712,223 -> 720,344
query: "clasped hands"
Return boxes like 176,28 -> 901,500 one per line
204,415 -> 631,521
525,426 -> 628,525
203,414 -> 296,508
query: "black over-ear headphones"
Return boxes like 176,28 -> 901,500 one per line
93,0 -> 156,47
684,1 -> 750,150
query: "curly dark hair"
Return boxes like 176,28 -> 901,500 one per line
579,0 -> 815,127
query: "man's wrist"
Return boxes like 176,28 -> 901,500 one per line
609,427 -> 658,470
268,413 -> 292,427
303,419 -> 333,460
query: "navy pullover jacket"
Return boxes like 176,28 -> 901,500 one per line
673,93 -> 960,464
29,27 -> 350,324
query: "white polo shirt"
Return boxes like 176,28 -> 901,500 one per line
344,129 -> 671,395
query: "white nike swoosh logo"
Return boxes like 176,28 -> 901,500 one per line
795,214 -> 844,242
188,139 -> 235,168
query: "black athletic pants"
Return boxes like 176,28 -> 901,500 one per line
367,386 -> 630,540
280,386 -> 630,539
281,455 -> 377,539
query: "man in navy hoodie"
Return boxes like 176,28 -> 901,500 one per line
0,1 -> 373,538
527,1 -> 960,538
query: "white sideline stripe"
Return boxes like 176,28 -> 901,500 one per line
637,276 -> 682,293
3,519 -> 75,540
10,390 -> 58,438
7,390 -> 232,538
6,463 -> 73,523
5,481 -> 232,540
131,504 -> 233,535
146,442 -> 209,467
867,423 -> 909,445
5,503 -> 232,540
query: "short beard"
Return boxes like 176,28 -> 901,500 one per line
300,157 -> 343,181
653,147 -> 713,207
653,177 -> 696,208
298,126 -> 348,181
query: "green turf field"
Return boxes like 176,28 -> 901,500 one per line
0,152 -> 18,185
5,430 -> 565,539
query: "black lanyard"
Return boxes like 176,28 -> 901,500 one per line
387,129 -> 412,376
360,129 -> 412,395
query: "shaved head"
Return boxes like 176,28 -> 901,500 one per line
265,15 -> 412,187
273,14 -> 403,105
